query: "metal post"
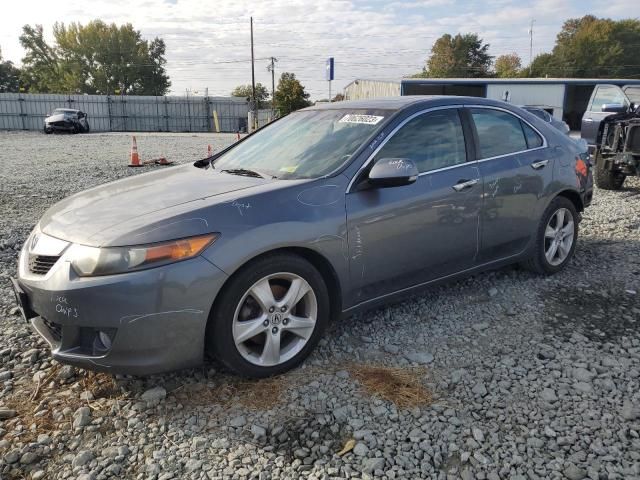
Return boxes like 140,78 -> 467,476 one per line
529,19 -> 535,76
250,17 -> 257,130
268,57 -> 277,116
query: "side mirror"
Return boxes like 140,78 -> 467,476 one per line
601,103 -> 627,113
368,158 -> 419,188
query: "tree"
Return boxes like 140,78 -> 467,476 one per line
231,83 -> 269,108
528,16 -> 640,78
274,72 -> 311,115
424,33 -> 492,78
494,53 -> 522,78
0,47 -> 21,92
528,53 -> 559,77
19,21 -> 170,94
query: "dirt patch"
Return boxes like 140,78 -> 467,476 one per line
543,285 -> 640,341
349,364 -> 433,408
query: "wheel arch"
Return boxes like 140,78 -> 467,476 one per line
554,189 -> 584,213
206,246 -> 343,330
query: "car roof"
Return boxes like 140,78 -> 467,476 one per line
54,108 -> 80,112
306,95 -> 515,112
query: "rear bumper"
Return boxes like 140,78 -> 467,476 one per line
15,254 -> 227,375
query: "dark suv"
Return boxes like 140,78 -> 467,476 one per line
44,108 -> 90,134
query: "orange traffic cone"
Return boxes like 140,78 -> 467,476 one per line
128,136 -> 143,167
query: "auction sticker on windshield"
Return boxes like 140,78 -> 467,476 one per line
339,114 -> 384,125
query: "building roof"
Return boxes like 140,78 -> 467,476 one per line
401,78 -> 640,86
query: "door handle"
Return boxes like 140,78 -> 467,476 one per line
452,178 -> 479,191
531,160 -> 549,170
583,118 -> 594,123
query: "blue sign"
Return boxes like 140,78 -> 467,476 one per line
325,57 -> 334,81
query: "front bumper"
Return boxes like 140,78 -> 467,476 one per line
15,249 -> 227,375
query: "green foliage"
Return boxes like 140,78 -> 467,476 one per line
19,21 -> 170,94
231,83 -> 270,108
530,15 -> 640,77
494,53 -> 522,78
424,33 -> 492,78
0,47 -> 21,92
274,72 -> 311,115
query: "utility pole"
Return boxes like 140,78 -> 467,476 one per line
529,19 -> 535,77
250,17 -> 256,114
267,57 -> 278,117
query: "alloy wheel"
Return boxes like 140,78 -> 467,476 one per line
544,207 -> 575,266
232,272 -> 318,367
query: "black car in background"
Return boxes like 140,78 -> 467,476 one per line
521,106 -> 570,135
44,108 -> 90,134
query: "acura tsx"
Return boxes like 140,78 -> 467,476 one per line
13,96 -> 593,378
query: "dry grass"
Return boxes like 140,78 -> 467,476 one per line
173,374 -> 290,411
2,370 -> 123,444
348,364 -> 433,408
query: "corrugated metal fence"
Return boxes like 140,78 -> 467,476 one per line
0,93 -> 249,133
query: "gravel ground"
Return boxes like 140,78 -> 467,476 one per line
0,130 -> 639,480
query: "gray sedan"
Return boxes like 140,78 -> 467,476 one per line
13,96 -> 593,378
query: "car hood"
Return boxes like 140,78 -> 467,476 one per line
45,114 -> 67,123
40,164 -> 275,246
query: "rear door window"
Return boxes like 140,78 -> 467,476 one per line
470,109 -> 528,158
521,122 -> 543,149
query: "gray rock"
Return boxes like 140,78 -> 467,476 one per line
229,415 -> 246,427
573,367 -> 594,382
335,370 -> 350,379
251,424 -> 267,438
353,442 -> 369,456
57,365 -> 75,380
72,450 -> 94,468
472,382 -> 488,397
563,464 -> 587,480
0,408 -> 16,419
73,406 -> 91,428
473,321 -> 490,331
472,427 -> 485,443
185,458 -> 203,472
4,449 -> 20,464
573,382 -> 593,393
540,388 -> 558,403
621,400 -> 639,420
32,471 -> 46,480
140,386 -> 166,405
20,451 -> 38,464
362,457 -> 385,474
404,351 -> 434,364
488,287 -> 498,297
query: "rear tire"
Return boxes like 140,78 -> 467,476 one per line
207,253 -> 330,378
594,153 -> 625,190
521,196 -> 578,275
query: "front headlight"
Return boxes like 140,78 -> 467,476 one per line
68,233 -> 218,277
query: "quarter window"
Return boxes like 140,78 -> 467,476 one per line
471,109 -> 528,158
374,109 -> 467,173
521,122 -> 543,149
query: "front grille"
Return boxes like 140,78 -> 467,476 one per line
42,318 -> 62,342
29,255 -> 60,275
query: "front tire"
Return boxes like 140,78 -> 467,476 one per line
207,253 -> 330,378
522,197 -> 578,275
594,153 -> 626,190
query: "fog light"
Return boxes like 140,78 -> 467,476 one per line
98,330 -> 112,350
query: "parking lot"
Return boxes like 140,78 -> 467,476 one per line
0,130 -> 639,480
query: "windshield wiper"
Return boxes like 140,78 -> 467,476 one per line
220,168 -> 276,179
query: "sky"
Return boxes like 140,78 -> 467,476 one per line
0,0 -> 637,99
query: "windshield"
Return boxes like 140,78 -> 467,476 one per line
624,86 -> 640,104
213,109 -> 389,179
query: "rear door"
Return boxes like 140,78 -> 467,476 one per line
582,85 -> 629,145
468,106 -> 552,263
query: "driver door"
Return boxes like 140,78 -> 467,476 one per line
345,107 -> 481,306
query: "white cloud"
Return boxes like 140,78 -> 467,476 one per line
0,0 -> 636,98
